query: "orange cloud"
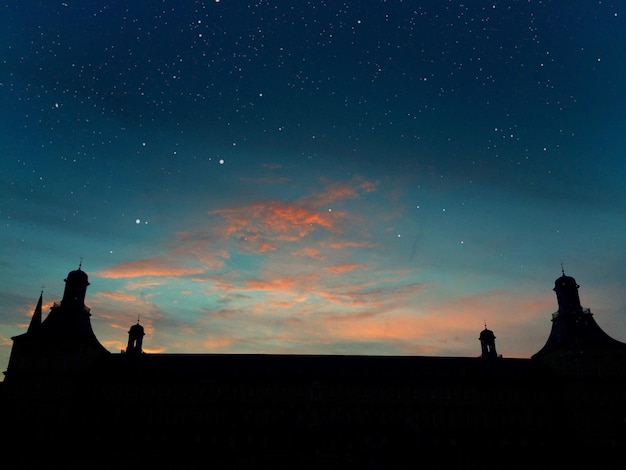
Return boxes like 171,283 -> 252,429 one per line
304,176 -> 379,207
97,291 -> 138,303
244,277 -> 299,291
208,201 -> 344,255
291,246 -> 326,260
328,240 -> 376,249
214,201 -> 336,238
170,237 -> 229,269
201,336 -> 241,350
97,176 -> 379,283
207,176 -> 378,253
98,257 -> 205,279
323,263 -> 369,274
322,312 -> 421,341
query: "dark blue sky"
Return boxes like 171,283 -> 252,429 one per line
1,1 -> 625,373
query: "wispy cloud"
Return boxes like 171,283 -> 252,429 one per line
98,176 -> 380,279
323,263 -> 369,274
98,257 -> 206,279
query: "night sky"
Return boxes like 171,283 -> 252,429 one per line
2,1 -> 625,375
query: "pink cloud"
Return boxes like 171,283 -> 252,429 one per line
97,176 -> 379,281
304,176 -> 379,207
209,176 -> 379,253
244,277 -> 299,291
98,257 -> 205,279
291,246 -> 326,260
323,263 -> 369,274
213,201 -> 337,241
170,236 -> 230,269
201,336 -> 241,350
97,291 -> 138,303
328,240 -> 377,249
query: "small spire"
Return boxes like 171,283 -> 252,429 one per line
561,262 -> 565,276
79,255 -> 83,270
27,291 -> 44,334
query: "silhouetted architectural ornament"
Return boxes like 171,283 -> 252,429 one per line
479,324 -> 499,359
532,269 -> 626,376
26,290 -> 43,334
61,263 -> 90,309
5,264 -> 110,381
126,320 -> 145,354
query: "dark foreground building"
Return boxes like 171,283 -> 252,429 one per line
2,266 -> 626,469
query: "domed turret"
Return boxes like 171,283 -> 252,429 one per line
61,263 -> 90,309
126,320 -> 145,354
553,269 -> 582,316
479,324 -> 498,359
66,267 -> 89,283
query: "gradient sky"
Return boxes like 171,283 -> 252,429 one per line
1,1 -> 625,377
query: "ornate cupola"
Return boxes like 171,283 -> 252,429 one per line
553,268 -> 583,316
61,263 -> 90,309
532,268 -> 626,377
126,320 -> 145,354
479,324 -> 499,359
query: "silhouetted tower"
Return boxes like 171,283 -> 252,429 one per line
479,324 -> 498,359
553,267 -> 583,316
5,264 -> 110,381
126,320 -> 145,354
61,262 -> 90,310
532,268 -> 626,376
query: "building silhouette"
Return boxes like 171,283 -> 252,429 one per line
1,265 -> 626,469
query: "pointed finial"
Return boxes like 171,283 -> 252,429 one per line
79,255 -> 83,270
137,314 -> 141,324
561,262 -> 565,275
